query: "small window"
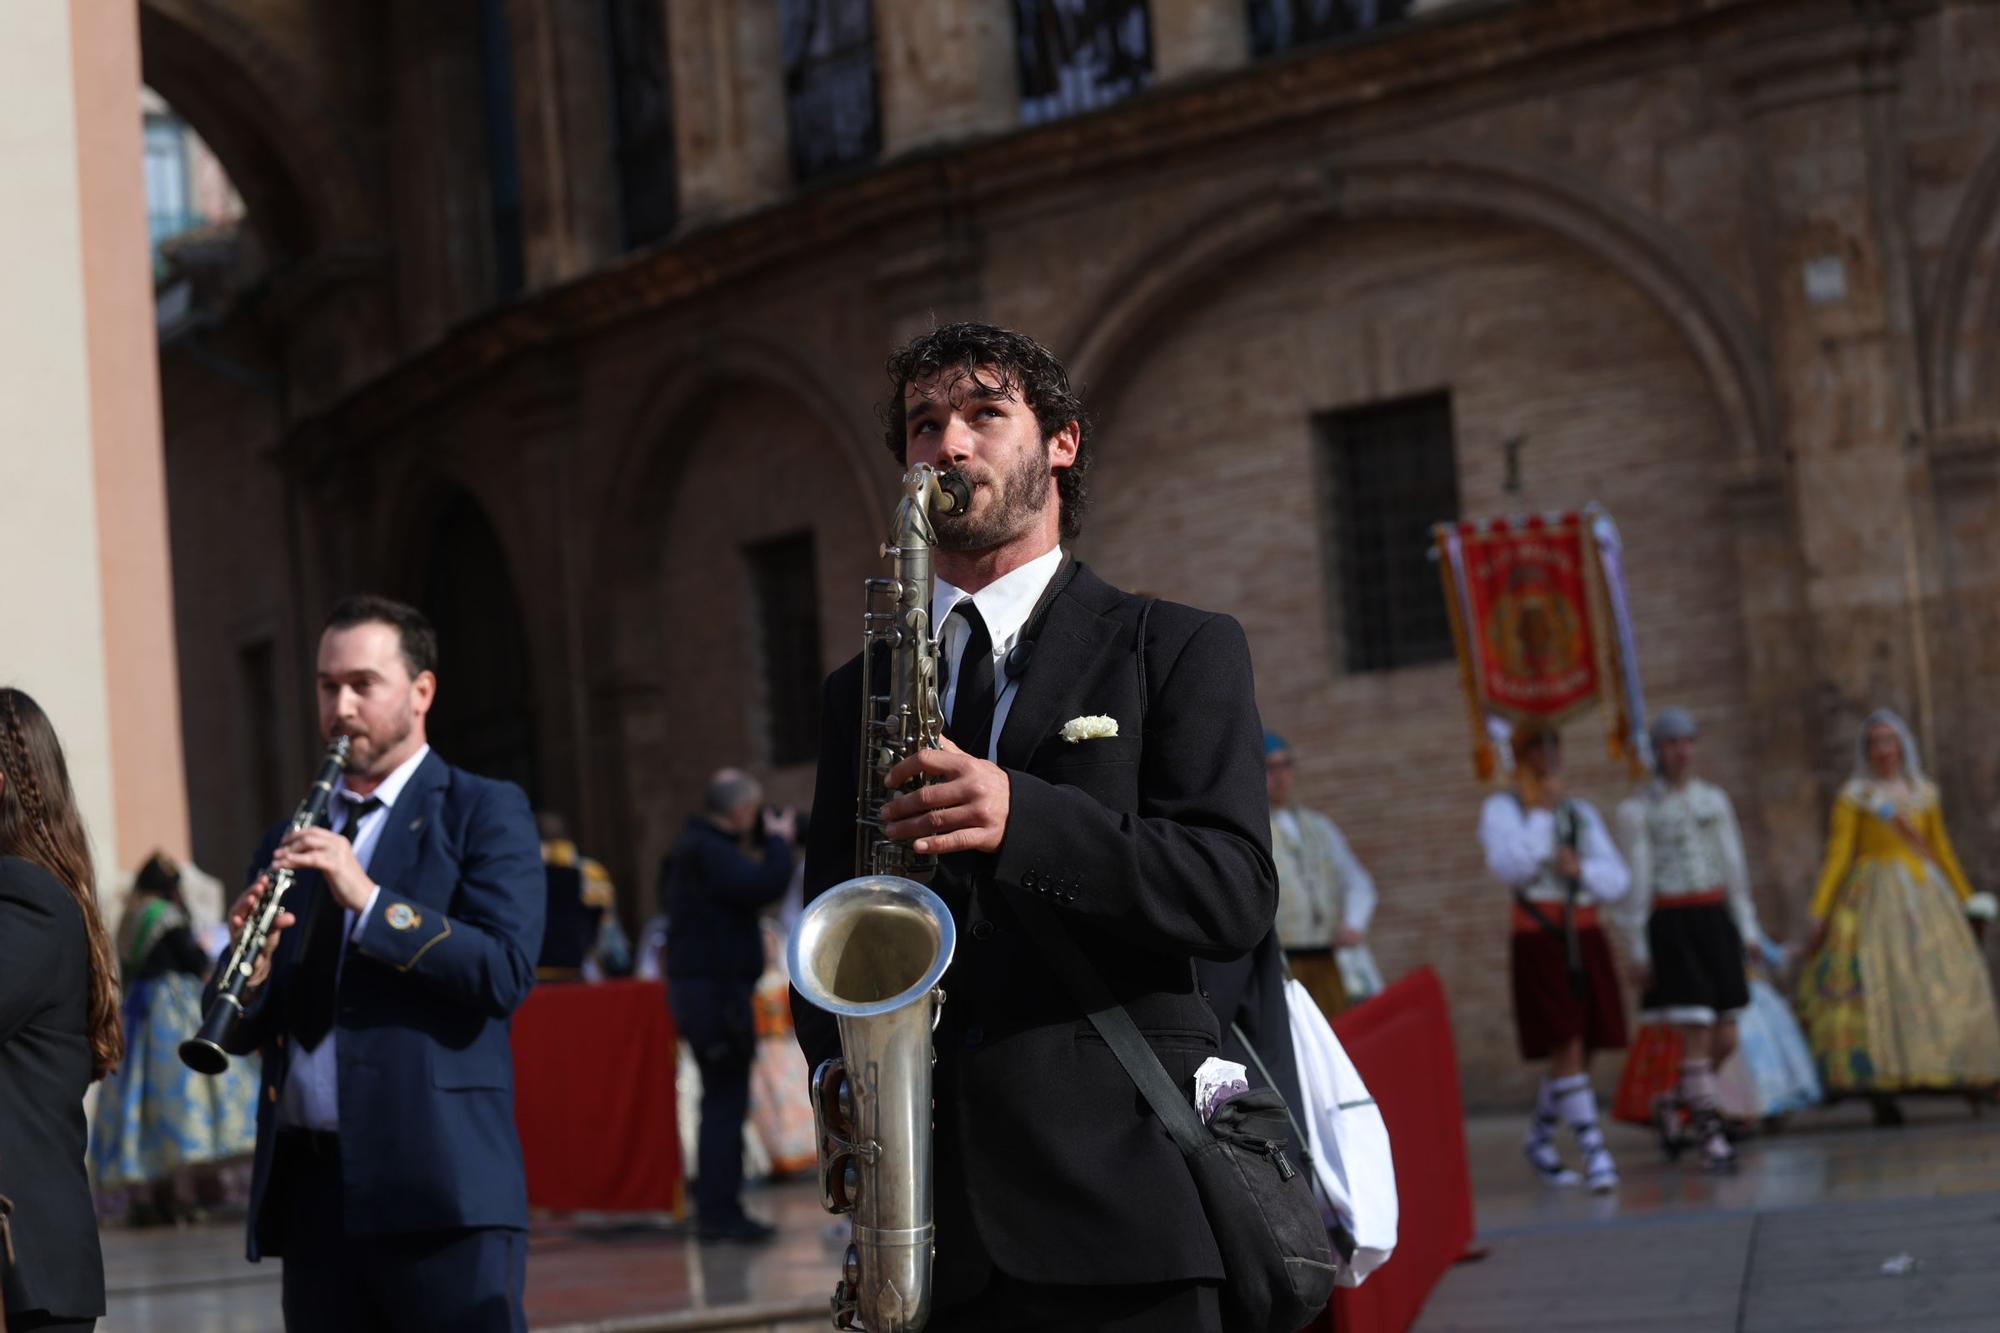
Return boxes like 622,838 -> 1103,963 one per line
604,0 -> 679,247
1016,0 -> 1154,127
746,532 -> 825,765
780,0 -> 882,180
1247,0 -> 1416,57
235,638 -> 284,843
1317,393 -> 1459,673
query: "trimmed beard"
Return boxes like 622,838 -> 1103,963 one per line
934,442 -> 1052,552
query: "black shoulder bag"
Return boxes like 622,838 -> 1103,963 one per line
1015,905 -> 1338,1332
1011,597 -> 1336,1332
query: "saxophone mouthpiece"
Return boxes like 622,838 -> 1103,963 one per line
936,469 -> 972,515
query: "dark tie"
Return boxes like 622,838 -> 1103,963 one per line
288,794 -> 379,1052
945,601 -> 996,760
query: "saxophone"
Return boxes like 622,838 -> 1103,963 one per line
788,464 -> 969,1332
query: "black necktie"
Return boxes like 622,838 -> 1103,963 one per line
289,794 -> 379,1052
945,601 -> 996,760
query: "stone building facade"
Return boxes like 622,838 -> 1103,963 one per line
145,0 -> 2000,1100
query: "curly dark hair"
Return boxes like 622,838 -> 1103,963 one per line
879,323 -> 1093,539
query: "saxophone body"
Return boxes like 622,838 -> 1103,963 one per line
788,464 -> 967,1332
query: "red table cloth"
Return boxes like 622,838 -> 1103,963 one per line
510,978 -> 684,1213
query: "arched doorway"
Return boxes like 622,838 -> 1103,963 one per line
414,489 -> 541,802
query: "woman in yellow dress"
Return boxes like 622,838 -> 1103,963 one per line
1798,710 -> 2000,1121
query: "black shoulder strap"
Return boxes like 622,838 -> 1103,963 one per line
1013,900 -> 1210,1159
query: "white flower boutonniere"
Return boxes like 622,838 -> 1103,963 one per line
1061,715 -> 1119,743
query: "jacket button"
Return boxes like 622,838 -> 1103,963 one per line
1022,870 -> 1040,889
964,1026 -> 984,1047
972,920 -> 995,941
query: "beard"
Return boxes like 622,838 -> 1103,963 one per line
337,703 -> 415,779
934,443 -> 1052,552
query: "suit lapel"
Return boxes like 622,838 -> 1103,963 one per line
995,570 -> 1125,772
360,751 -> 448,905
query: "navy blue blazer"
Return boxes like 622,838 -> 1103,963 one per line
208,750 -> 545,1259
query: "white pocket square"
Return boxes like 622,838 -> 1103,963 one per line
1061,715 -> 1119,743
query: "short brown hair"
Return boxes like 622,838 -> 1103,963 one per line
324,594 -> 439,679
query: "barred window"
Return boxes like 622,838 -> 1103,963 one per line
780,0 -> 881,180
604,0 -> 678,247
1247,0 -> 1415,57
1317,393 -> 1459,673
1016,0 -> 1153,127
477,0 -> 525,298
746,531 -> 825,766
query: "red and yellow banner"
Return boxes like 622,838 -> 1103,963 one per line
1435,511 -> 1644,782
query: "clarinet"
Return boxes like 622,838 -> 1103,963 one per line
179,735 -> 351,1075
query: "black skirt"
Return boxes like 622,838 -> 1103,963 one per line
1640,900 -> 1750,1024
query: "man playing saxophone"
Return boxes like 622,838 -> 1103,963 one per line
793,323 -> 1278,1331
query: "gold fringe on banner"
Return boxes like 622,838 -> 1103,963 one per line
1434,523 -> 1496,783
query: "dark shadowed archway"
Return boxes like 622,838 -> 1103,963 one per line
414,489 -> 541,802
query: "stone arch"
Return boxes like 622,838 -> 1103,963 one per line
395,480 -> 542,801
585,338 -> 882,901
139,0 -> 374,259
1066,145 -> 1775,465
1925,131 -> 2000,426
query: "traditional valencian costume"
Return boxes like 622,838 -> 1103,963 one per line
1479,725 -> 1631,1192
1269,734 -> 1384,1016
1613,708 -> 1760,1167
1798,710 -> 2000,1099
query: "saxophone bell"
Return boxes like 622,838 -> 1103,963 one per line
790,875 -> 956,1333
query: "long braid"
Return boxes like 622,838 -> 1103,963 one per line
0,689 -> 124,1078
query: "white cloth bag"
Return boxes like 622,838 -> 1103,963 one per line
1285,976 -> 1398,1286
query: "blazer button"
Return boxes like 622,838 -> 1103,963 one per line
963,1026 -> 985,1048
1022,870 -> 1040,890
971,920 -> 995,941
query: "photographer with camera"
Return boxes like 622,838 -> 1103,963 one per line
660,769 -> 797,1241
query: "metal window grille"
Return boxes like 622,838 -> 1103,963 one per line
1247,0 -> 1416,57
746,531 -> 825,766
780,0 -> 882,181
1318,393 -> 1459,673
604,0 -> 679,247
478,0 -> 525,298
1015,0 -> 1154,127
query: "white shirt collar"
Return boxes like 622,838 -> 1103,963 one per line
931,544 -> 1065,657
334,743 -> 431,820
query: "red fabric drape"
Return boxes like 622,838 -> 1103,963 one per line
510,978 -> 684,1213
1306,966 -> 1477,1333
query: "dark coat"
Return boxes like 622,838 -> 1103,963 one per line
660,817 -> 791,982
792,561 -> 1278,1295
211,750 -> 545,1260
0,856 -> 104,1322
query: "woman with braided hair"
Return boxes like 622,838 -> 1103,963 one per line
0,687 -> 120,1331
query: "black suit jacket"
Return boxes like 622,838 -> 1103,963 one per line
0,856 -> 103,1322
793,561 -> 1277,1293
213,750 -> 545,1259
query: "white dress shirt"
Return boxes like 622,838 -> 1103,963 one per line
278,743 -> 430,1132
1478,791 -> 1629,907
930,544 -> 1064,763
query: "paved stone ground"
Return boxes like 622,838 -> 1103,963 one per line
98,1097 -> 2000,1330
1415,1096 -> 2000,1332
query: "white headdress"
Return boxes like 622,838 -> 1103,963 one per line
1853,708 -> 1926,785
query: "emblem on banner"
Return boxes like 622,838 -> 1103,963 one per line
1434,508 -> 1648,782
